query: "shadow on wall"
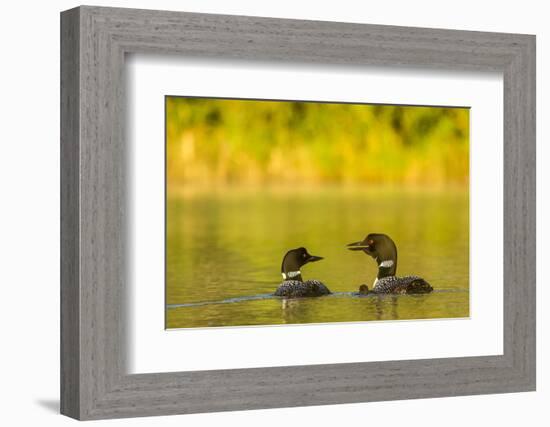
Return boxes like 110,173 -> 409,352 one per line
35,399 -> 59,414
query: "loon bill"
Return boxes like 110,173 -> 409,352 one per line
273,247 -> 331,298
347,233 -> 433,295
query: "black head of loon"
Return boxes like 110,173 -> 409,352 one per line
347,233 -> 398,279
281,247 -> 323,281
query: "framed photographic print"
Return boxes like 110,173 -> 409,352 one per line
61,5 -> 536,420
164,96 -> 470,329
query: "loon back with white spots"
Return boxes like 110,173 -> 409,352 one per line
273,247 -> 331,298
274,279 -> 331,298
347,233 -> 433,294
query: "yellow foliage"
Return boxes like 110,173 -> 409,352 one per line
166,97 -> 469,188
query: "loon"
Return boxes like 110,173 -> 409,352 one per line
273,247 -> 331,298
347,233 -> 433,294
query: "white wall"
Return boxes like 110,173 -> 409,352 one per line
0,0 -> 546,425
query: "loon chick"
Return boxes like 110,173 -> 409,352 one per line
347,233 -> 433,294
358,284 -> 370,295
273,247 -> 331,298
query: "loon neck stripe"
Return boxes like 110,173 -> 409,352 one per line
379,260 -> 394,268
282,270 -> 301,280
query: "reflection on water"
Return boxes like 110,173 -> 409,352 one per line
166,187 -> 469,329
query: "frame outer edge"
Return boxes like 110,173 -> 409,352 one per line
60,6 -> 81,420
527,35 -> 536,390
520,34 -> 536,389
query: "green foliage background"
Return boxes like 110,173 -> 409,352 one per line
166,97 -> 469,188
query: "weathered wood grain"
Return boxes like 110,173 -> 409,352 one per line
60,5 -> 536,420
60,7 -> 80,419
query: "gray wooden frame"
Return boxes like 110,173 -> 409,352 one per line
60,5 -> 536,420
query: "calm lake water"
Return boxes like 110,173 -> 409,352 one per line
166,187 -> 469,329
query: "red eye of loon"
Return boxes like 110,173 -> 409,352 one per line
368,239 -> 374,245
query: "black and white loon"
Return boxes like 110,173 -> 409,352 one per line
273,247 -> 331,298
347,233 -> 433,294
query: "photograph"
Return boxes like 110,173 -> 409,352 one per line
165,96 -> 470,329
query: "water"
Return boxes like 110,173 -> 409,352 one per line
166,187 -> 469,329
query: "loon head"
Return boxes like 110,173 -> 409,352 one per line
281,247 -> 323,281
347,233 -> 398,278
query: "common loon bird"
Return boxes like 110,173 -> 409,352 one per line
273,247 -> 331,298
347,233 -> 433,294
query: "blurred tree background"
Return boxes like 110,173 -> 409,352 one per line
166,97 -> 469,189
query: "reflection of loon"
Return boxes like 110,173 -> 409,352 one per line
347,233 -> 433,294
273,247 -> 331,298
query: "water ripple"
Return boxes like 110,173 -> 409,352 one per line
166,288 -> 468,309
